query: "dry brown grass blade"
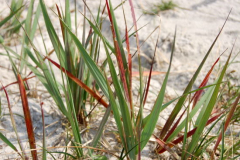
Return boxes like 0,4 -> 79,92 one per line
143,36 -> 159,105
0,76 -> 35,91
0,81 -> 26,159
213,93 -> 240,153
158,112 -> 223,154
17,74 -> 38,160
153,135 -> 179,159
1,145 -> 120,159
56,4 -> 65,41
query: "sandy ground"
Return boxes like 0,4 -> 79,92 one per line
0,0 -> 239,159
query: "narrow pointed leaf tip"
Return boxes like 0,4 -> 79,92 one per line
192,50 -> 225,108
185,38 -> 233,158
141,27 -> 176,151
158,11 -> 230,140
143,36 -> 159,105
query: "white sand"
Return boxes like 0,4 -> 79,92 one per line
0,0 -> 239,159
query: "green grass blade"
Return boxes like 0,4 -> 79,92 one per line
57,15 -> 109,98
46,57 -> 108,108
80,12 -> 115,53
108,0 -> 128,73
167,84 -> 215,142
194,113 -> 224,155
105,41 -> 135,159
0,6 -> 23,28
20,0 -> 35,72
7,44 -> 68,117
30,3 -> 41,40
186,48 -> 232,158
10,0 -> 23,27
27,51 -> 83,157
63,1 -> 75,74
105,77 -> 126,148
39,0 -> 66,67
220,123 -> 225,160
158,112 -> 223,154
181,103 -> 190,159
91,105 -> 111,147
40,102 -> 47,160
63,79 -> 83,157
20,1 -> 41,73
2,47 -> 67,116
23,0 -> 34,44
0,132 -> 21,156
159,11 -> 231,139
106,0 -> 130,103
140,27 -> 176,150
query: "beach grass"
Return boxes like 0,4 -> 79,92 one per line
0,0 -> 239,159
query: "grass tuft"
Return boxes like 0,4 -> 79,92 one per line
0,0 -> 239,159
143,0 -> 178,15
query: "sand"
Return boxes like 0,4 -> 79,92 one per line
0,0 -> 239,159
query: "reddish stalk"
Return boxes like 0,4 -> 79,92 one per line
213,93 -> 240,152
143,36 -> 159,105
46,57 -> 108,108
192,51 -> 225,108
56,4 -> 65,41
153,135 -> 179,159
105,0 -> 130,103
158,112 -> 223,154
17,74 -> 38,160
0,82 -> 26,159
125,20 -> 133,115
1,49 -> 54,91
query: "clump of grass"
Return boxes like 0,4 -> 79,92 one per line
143,0 -> 178,15
0,0 -> 239,159
155,1 -> 177,11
